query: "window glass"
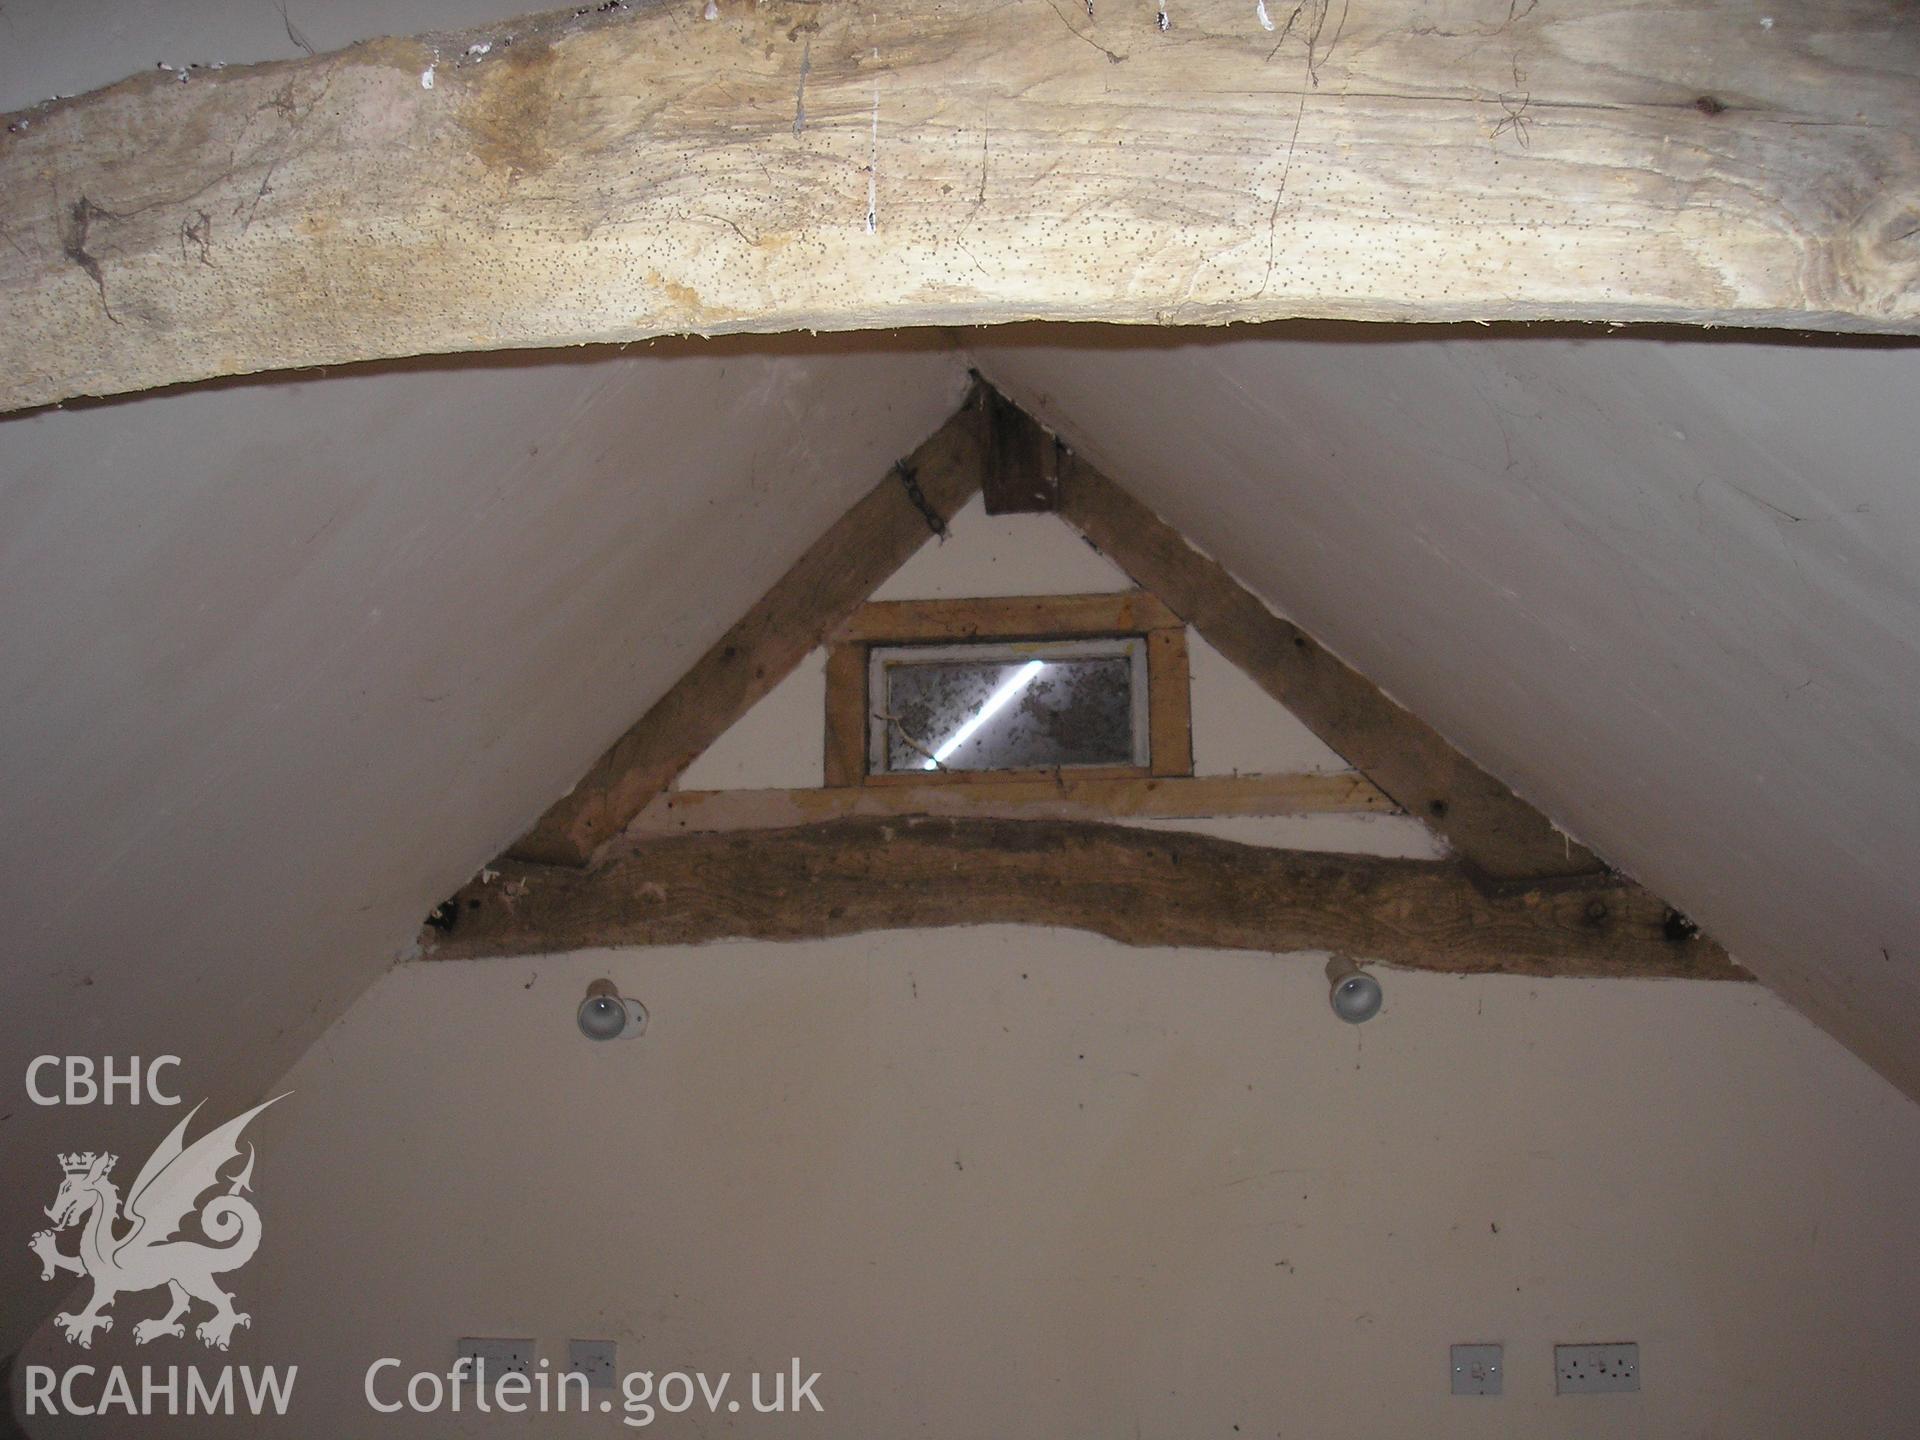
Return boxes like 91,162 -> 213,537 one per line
870,639 -> 1146,773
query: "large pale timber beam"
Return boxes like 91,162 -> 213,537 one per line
1054,449 -> 1603,885
511,392 -> 986,867
4,0 -> 1919,411
426,816 -> 1745,980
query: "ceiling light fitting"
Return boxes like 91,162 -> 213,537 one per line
578,978 -> 648,1042
1326,955 -> 1383,1024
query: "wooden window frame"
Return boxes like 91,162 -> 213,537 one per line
825,592 -> 1192,786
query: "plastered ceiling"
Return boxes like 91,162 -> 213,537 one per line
977,326 -> 1920,1092
0,336 -> 972,1354
4,0 -> 1919,1363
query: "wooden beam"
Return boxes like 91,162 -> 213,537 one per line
1055,451 -> 1603,885
632,771 -> 1392,835
821,643 -> 868,788
510,393 -> 986,866
983,388 -> 1059,515
1145,628 -> 1193,778
6,0 -> 1918,411
836,591 -> 1180,645
427,816 -> 1745,980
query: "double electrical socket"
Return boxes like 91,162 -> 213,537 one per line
1555,1342 -> 1640,1394
456,1338 -> 618,1389
568,1339 -> 618,1389
456,1337 -> 534,1378
1450,1341 -> 1640,1396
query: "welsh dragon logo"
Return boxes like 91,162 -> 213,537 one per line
29,1095 -> 286,1350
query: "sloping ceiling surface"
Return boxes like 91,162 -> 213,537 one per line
0,0 -> 544,111
976,326 -> 1920,1097
0,337 -> 970,1353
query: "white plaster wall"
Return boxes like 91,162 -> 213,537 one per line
1180,635 -> 1440,853
1189,632 -> 1343,776
678,653 -> 829,791
19,939 -> 1920,1437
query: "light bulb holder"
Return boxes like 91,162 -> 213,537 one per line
578,979 -> 648,1041
1325,954 -> 1383,1024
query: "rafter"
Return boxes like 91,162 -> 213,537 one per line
441,386 -> 1728,980
509,389 -> 987,867
5,0 -> 1917,411
1053,448 -> 1605,886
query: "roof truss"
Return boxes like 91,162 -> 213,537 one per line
434,388 -> 1737,981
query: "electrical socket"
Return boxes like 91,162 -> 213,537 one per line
456,1337 -> 536,1381
568,1339 -> 618,1390
1555,1342 -> 1639,1394
1450,1343 -> 1502,1396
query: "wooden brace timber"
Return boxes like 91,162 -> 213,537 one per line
4,0 -> 1919,411
510,392 -> 987,866
629,771 -> 1393,836
834,591 -> 1181,645
427,815 -> 1745,981
1054,450 -> 1605,886
1145,626 -> 1193,778
982,388 -> 1060,515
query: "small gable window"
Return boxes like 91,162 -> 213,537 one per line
870,637 -> 1147,774
826,592 -> 1192,785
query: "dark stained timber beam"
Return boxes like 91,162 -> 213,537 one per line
1055,449 -> 1605,886
428,816 -> 1745,981
982,388 -> 1059,515
4,0 -> 1919,411
509,392 -> 987,867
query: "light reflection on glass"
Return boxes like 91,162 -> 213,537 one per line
879,650 -> 1137,772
